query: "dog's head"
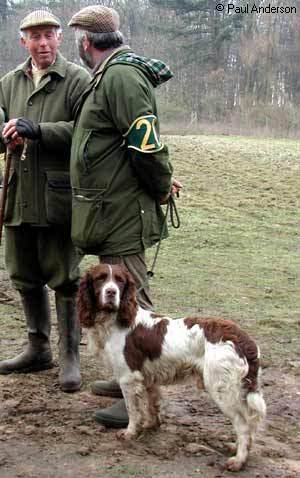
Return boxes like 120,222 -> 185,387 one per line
77,263 -> 138,328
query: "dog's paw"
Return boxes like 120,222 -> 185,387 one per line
224,442 -> 237,454
143,417 -> 161,430
225,456 -> 245,472
116,428 -> 136,441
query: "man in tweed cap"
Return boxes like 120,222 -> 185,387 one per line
69,5 -> 181,427
0,10 -> 90,392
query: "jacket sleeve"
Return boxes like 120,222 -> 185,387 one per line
103,65 -> 173,200
39,68 -> 91,153
39,120 -> 73,152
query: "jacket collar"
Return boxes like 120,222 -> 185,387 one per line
93,46 -> 132,77
15,51 -> 68,78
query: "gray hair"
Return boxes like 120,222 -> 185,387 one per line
19,27 -> 62,39
74,28 -> 123,50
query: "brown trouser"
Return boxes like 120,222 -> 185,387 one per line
99,253 -> 153,311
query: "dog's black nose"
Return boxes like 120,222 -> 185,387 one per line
106,288 -> 116,298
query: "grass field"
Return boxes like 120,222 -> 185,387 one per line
0,135 -> 299,477
145,135 -> 300,361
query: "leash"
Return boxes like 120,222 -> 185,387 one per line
0,145 -> 13,245
137,195 -> 180,292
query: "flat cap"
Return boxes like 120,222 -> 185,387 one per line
20,10 -> 61,31
68,5 -> 120,33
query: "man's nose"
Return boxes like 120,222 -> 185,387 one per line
39,36 -> 48,46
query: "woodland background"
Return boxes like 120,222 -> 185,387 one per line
1,0 -> 300,137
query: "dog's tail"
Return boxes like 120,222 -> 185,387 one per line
245,389 -> 266,442
247,389 -> 266,422
245,347 -> 266,431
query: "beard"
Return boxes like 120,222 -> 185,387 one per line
77,37 -> 94,69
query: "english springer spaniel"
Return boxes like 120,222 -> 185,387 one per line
77,263 -> 266,471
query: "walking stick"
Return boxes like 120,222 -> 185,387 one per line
0,145 -> 12,245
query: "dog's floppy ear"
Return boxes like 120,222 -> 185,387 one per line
77,272 -> 96,328
118,268 -> 138,327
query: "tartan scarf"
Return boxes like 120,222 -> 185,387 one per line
110,52 -> 173,87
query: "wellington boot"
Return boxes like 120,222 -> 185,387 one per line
94,399 -> 129,428
91,380 -> 123,398
56,293 -> 81,393
0,287 -> 53,374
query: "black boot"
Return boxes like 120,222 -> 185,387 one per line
0,287 -> 53,374
94,399 -> 129,428
55,293 -> 81,393
91,380 -> 123,398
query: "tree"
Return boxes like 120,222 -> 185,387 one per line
0,0 -> 8,22
150,0 -> 243,68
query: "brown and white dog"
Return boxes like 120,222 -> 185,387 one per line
77,263 -> 266,472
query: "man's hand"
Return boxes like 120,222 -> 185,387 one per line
16,118 -> 41,139
2,117 -> 41,143
4,136 -> 24,151
171,178 -> 182,197
160,178 -> 183,204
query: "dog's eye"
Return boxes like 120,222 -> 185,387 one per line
96,274 -> 107,282
115,275 -> 125,284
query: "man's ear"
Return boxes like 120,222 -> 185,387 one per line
57,31 -> 63,46
20,36 -> 27,49
82,35 -> 91,52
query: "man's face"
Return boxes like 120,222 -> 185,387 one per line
21,26 -> 61,69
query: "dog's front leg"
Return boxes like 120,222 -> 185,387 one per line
116,377 -> 145,440
143,384 -> 161,430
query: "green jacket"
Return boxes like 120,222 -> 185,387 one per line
0,52 -> 91,226
70,48 -> 173,255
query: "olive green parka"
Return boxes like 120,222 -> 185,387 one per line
0,52 -> 91,226
70,47 -> 173,256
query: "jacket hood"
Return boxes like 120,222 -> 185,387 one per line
109,51 -> 173,87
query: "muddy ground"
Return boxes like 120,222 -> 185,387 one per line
0,276 -> 299,478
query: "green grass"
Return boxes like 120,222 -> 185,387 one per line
1,134 -> 299,363
145,135 -> 300,362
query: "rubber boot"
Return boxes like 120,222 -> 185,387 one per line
94,399 -> 129,428
91,380 -> 123,398
55,293 -> 81,393
0,287 -> 53,374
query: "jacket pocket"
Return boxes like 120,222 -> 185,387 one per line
45,171 -> 72,225
0,170 -> 17,221
71,129 -> 93,174
138,195 -> 167,248
71,187 -> 108,253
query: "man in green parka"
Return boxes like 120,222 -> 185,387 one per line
68,5 -> 181,426
0,10 -> 91,392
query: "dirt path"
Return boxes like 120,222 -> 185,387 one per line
0,279 -> 299,478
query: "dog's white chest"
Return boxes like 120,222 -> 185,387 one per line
104,328 -> 129,373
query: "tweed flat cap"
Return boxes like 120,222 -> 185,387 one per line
20,10 -> 61,31
68,5 -> 120,33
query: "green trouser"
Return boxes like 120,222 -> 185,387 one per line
5,225 -> 80,294
2,225 -> 81,389
99,253 -> 153,311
